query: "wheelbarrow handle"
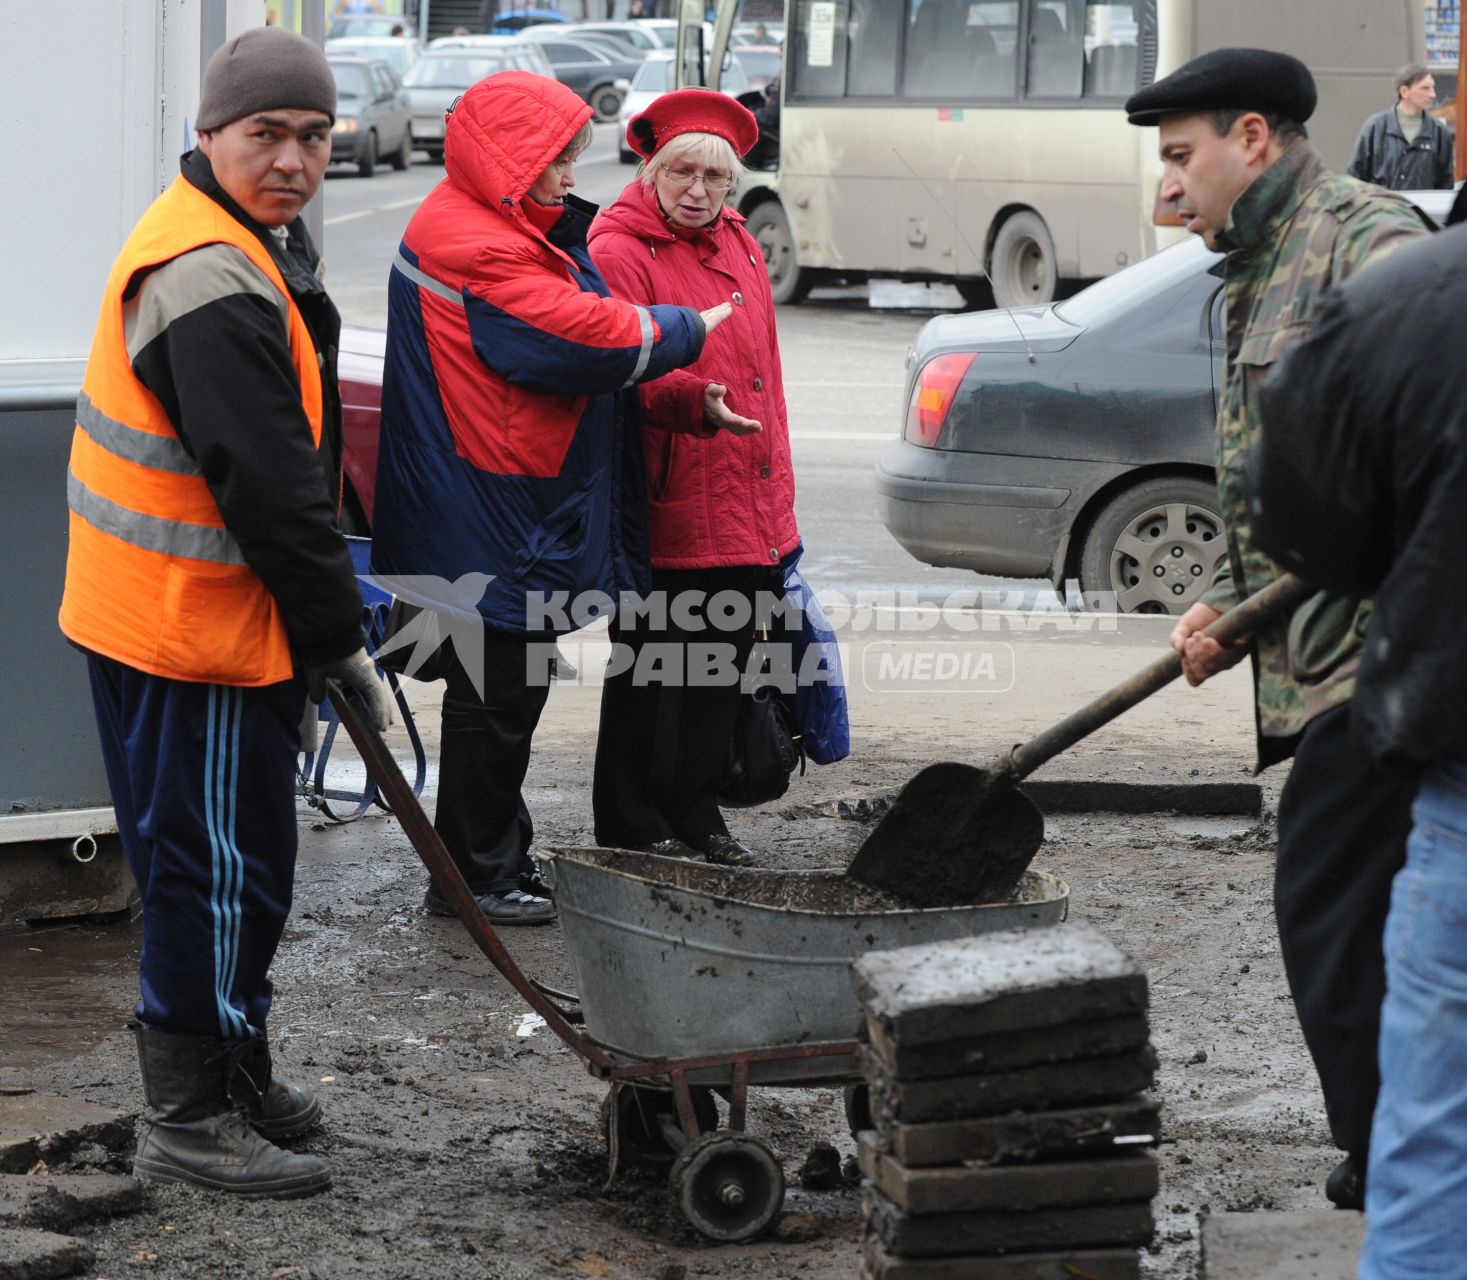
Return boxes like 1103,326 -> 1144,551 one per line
1004,573 -> 1312,781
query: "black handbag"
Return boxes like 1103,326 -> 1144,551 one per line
374,599 -> 455,683
719,682 -> 806,808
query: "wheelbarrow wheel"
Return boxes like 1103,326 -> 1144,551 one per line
601,1084 -> 718,1169
669,1132 -> 785,1242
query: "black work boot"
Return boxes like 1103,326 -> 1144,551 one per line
132,1024 -> 331,1199
227,1035 -> 322,1141
1325,1153 -> 1366,1210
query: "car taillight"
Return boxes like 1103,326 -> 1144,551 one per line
904,352 -> 976,447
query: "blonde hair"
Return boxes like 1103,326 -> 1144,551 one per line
638,131 -> 745,194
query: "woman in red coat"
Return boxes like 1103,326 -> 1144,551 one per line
588,89 -> 800,866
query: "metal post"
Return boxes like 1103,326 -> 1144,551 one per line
302,0 -> 327,249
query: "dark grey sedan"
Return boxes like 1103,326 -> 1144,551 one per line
533,38 -> 641,120
876,189 -> 1452,615
328,56 -> 412,177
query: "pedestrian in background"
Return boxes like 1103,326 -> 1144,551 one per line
1347,63 -> 1455,191
588,89 -> 798,868
59,26 -> 393,1198
370,73 -> 724,927
1250,222 -> 1467,1278
1124,48 -> 1431,1209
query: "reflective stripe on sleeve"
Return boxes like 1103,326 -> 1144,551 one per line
623,306 -> 654,388
67,469 -> 248,566
76,392 -> 203,476
393,252 -> 466,307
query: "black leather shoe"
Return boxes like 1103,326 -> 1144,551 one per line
423,883 -> 556,925
1325,1154 -> 1365,1210
692,833 -> 758,867
637,837 -> 705,861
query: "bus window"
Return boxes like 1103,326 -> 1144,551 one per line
904,1 -> 1019,101
788,0 -> 850,99
1027,1 -> 1084,97
1082,2 -> 1140,98
846,0 -> 901,97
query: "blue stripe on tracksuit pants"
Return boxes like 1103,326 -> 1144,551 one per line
86,652 -> 303,1039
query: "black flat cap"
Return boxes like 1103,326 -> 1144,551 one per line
1125,47 -> 1316,126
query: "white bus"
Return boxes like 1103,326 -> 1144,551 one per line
686,0 -> 1427,305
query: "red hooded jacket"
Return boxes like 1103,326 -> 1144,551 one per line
589,180 -> 799,570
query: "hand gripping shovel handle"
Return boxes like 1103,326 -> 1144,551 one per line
1003,573 -> 1312,782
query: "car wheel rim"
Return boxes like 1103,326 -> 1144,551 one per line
1108,501 -> 1226,615
755,224 -> 791,289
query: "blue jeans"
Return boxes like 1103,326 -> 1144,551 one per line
1360,758 -> 1467,1279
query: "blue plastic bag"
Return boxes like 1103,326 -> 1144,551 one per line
780,549 -> 850,765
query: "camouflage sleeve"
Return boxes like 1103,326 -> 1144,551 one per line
1330,201 -> 1433,287
1201,559 -> 1239,613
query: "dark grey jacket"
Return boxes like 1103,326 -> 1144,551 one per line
1249,224 -> 1467,767
1347,105 -> 1454,190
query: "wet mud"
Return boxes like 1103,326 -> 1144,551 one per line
3,756 -> 1336,1279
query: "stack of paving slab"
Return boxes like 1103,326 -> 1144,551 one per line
851,921 -> 1160,1280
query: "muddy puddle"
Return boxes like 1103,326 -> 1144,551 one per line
0,919 -> 139,1070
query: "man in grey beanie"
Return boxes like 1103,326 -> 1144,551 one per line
60,24 -> 392,1200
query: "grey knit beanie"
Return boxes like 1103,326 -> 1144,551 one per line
196,27 -> 336,131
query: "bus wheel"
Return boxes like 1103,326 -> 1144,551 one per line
989,211 -> 1056,308
745,203 -> 811,305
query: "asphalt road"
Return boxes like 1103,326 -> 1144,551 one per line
315,119 -> 1053,605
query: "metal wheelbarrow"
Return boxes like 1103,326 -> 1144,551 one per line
329,687 -> 1068,1242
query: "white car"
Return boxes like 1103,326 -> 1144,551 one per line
404,41 -> 553,161
616,50 -> 751,164
325,34 -> 425,79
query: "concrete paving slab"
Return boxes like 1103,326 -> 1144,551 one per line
867,1044 -> 1157,1125
851,922 -> 1147,1046
875,1097 -> 1160,1168
861,1237 -> 1141,1279
1201,1211 -> 1365,1279
0,1174 -> 141,1231
857,1133 -> 1158,1215
863,1012 -> 1151,1080
0,1093 -> 132,1175
0,1227 -> 94,1280
863,1183 -> 1154,1257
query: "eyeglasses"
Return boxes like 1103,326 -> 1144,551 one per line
659,164 -> 733,193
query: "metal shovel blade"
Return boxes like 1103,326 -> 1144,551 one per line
848,574 -> 1313,908
847,760 -> 1044,907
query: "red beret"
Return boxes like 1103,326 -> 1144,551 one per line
626,87 -> 759,161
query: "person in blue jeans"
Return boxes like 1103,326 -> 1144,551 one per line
1249,220 -> 1467,1276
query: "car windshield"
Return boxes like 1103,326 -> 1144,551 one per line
330,64 -> 370,98
404,55 -> 508,88
1054,237 -> 1219,328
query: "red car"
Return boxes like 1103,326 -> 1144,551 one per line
337,325 -> 385,534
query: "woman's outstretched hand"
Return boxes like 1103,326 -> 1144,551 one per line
703,383 -> 762,435
700,301 -> 734,332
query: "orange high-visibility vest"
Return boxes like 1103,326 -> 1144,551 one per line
59,177 -> 324,686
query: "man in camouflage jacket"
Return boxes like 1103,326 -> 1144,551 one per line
1125,49 -> 1431,1209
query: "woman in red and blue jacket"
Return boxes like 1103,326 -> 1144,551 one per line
371,72 -> 725,926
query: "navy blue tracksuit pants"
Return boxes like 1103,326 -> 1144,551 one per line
87,652 -> 304,1039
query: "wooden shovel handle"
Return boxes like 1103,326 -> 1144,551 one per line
1004,573 -> 1312,782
